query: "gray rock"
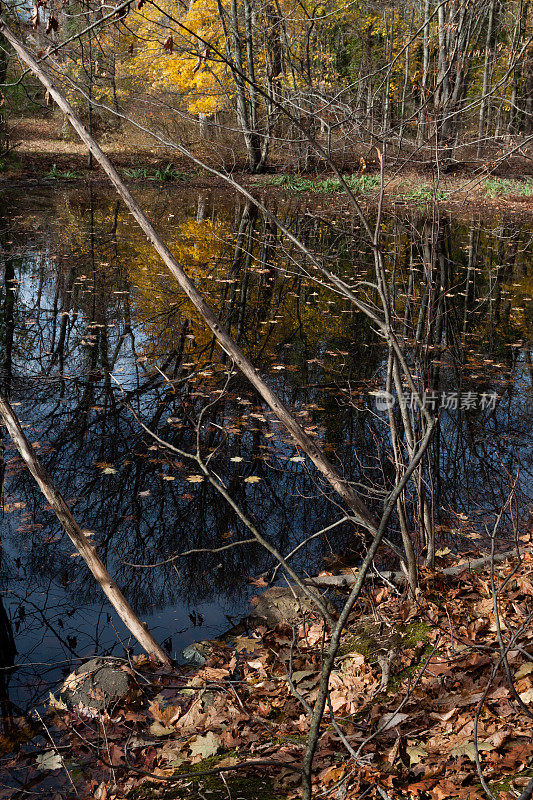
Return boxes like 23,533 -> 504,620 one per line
250,586 -> 336,627
60,657 -> 133,711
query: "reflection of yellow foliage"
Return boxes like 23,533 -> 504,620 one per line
127,216 -> 229,356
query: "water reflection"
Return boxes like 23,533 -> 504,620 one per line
0,186 -> 531,713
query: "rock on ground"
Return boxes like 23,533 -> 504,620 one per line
250,586 -> 335,627
60,657 -> 133,711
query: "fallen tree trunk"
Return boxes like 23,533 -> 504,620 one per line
0,17 -> 382,540
304,547 -> 530,588
0,393 -> 172,666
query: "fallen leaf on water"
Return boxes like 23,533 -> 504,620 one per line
49,692 -> 68,712
248,576 -> 268,587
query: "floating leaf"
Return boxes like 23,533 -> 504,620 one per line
49,692 -> 68,712
248,576 -> 268,587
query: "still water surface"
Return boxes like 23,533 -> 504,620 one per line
0,185 -> 531,715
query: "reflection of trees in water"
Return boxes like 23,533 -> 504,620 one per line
0,190 -> 531,639
400,215 -> 531,523
0,594 -> 16,733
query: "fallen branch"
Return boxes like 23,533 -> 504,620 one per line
0,392 -> 171,666
304,547 -> 530,588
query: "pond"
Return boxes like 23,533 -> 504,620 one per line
0,185 -> 531,720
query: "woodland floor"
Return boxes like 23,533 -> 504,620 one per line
2,116 -> 533,219
1,544 -> 532,800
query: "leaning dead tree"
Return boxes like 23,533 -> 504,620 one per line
0,392 -> 172,666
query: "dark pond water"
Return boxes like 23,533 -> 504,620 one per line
0,185 -> 531,720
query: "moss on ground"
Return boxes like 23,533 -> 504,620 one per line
488,767 -> 533,795
128,774 -> 283,799
338,620 -> 430,661
127,752 -> 287,799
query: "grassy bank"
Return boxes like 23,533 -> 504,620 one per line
2,117 -> 533,218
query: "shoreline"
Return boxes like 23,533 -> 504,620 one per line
1,167 -> 532,221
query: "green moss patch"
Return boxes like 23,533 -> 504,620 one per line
127,752 -> 286,799
338,619 -> 430,661
128,774 -> 283,800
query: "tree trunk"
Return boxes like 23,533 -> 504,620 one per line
417,0 -> 432,146
477,0 -> 496,157
0,33 -> 8,156
227,0 -> 261,170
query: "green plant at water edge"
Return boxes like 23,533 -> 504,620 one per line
124,164 -> 187,181
267,173 -> 380,194
405,185 -> 447,203
44,163 -> 80,180
123,166 -> 151,179
483,177 -> 533,197
154,163 -> 186,182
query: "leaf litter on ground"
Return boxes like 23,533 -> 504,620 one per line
2,548 -> 532,799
